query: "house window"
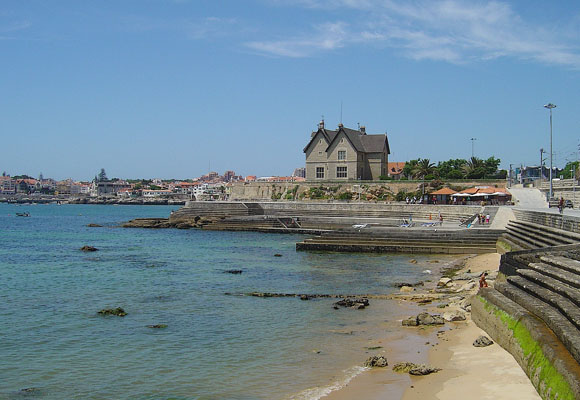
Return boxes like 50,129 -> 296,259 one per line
316,167 -> 325,179
338,150 -> 346,160
337,166 -> 347,178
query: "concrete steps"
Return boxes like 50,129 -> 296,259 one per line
496,248 -> 580,366
495,281 -> 580,364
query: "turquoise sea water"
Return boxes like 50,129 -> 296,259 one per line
0,204 -> 445,399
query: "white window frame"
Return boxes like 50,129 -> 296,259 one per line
338,150 -> 346,161
316,166 -> 325,179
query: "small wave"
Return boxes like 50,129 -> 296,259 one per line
286,365 -> 368,400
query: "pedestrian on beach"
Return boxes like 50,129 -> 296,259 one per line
479,272 -> 489,288
486,214 -> 490,224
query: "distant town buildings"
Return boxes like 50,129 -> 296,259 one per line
304,120 -> 390,181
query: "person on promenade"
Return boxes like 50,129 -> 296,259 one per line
479,272 -> 489,288
559,197 -> 564,214
486,214 -> 490,224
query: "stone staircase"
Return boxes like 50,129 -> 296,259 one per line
296,228 -> 503,254
497,245 -> 580,365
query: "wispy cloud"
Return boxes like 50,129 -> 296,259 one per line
253,0 -> 580,68
246,22 -> 347,57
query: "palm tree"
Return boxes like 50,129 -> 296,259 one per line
462,157 -> 485,178
412,158 -> 436,197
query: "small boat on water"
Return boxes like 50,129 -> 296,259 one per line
16,212 -> 30,217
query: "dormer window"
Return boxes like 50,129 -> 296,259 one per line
338,150 -> 346,160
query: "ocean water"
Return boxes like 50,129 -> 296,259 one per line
0,204 -> 448,400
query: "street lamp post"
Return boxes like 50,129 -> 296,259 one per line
544,103 -> 557,199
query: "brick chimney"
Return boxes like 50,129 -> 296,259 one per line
319,120 -> 325,130
360,125 -> 366,134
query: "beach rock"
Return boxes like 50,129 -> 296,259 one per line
402,316 -> 419,326
400,286 -> 415,293
422,269 -> 432,274
87,223 -> 102,227
98,307 -> 127,317
274,254 -> 283,257
146,324 -> 168,329
19,387 -> 41,394
442,311 -> 466,322
437,278 -> 452,287
395,281 -> 424,288
473,335 -> 494,347
122,218 -> 171,228
364,355 -> 388,368
334,298 -> 369,309
409,364 -> 441,375
409,259 -> 418,264
417,312 -> 445,325
300,294 -> 310,300
456,281 -> 476,292
459,298 -> 472,311
80,246 -> 98,252
224,269 -> 243,274
429,260 -> 440,263
392,362 -> 417,373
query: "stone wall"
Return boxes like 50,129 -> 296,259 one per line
473,289 -> 580,400
227,180 -> 506,201
513,209 -> 580,234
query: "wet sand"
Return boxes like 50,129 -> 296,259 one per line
323,253 -> 541,400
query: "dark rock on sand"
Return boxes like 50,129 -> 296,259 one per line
274,254 -> 283,257
393,362 -> 440,375
403,312 -> 445,326
364,355 -> 388,367
473,335 -> 494,347
417,312 -> 445,325
87,223 -> 102,227
98,307 -> 127,317
80,246 -> 98,252
409,364 -> 441,375
393,362 -> 417,373
146,324 -> 168,329
334,298 -> 369,309
224,269 -> 243,274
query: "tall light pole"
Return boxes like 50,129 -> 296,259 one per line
470,138 -> 477,158
540,148 -> 546,188
544,103 -> 556,199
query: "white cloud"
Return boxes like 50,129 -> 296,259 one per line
245,22 -> 347,57
255,0 -> 580,68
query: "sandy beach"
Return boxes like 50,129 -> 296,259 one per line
324,253 -> 541,400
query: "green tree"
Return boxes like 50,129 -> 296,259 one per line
98,168 -> 108,182
462,157 -> 486,179
402,159 -> 419,179
562,161 -> 579,179
412,159 -> 436,180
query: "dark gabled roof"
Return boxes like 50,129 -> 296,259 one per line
304,125 -> 390,154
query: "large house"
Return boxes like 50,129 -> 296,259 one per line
304,120 -> 390,180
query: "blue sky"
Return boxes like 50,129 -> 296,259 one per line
2,0 -> 580,180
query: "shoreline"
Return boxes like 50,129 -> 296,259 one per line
321,253 -> 541,400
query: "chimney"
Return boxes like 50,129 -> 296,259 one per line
319,119 -> 325,130
338,123 -> 344,128
360,125 -> 366,134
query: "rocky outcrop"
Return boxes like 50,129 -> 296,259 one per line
87,223 -> 102,227
122,218 -> 172,228
80,246 -> 98,252
98,307 -> 127,317
473,335 -> 494,347
146,324 -> 168,329
402,312 -> 445,326
364,355 -> 388,367
393,362 -> 441,375
334,298 -> 369,309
